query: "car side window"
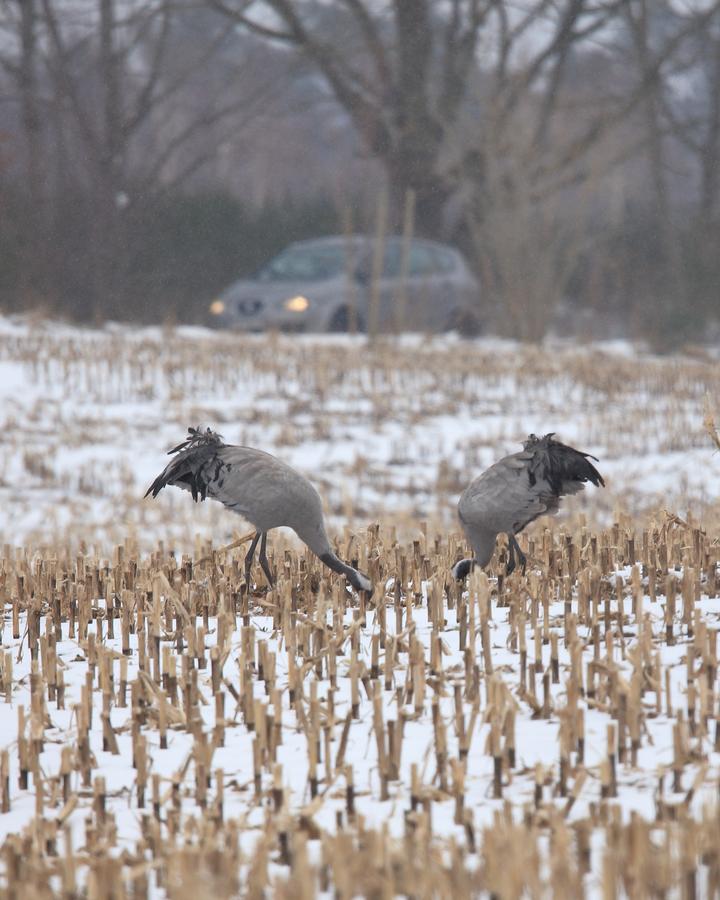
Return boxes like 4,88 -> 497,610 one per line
362,241 -> 459,279
431,247 -> 457,274
408,244 -> 439,276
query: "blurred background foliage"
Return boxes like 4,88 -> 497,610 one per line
1,0 -> 719,346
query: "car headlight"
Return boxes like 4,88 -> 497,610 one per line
209,299 -> 225,315
284,295 -> 310,313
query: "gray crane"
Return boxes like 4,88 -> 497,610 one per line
146,427 -> 372,592
452,433 -> 604,579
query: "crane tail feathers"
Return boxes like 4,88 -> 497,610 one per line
145,426 -> 225,502
524,433 -> 605,495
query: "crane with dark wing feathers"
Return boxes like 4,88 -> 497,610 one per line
146,427 -> 372,593
452,433 -> 605,579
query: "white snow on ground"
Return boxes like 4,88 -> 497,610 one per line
0,317 -> 718,895
0,316 -> 718,551
0,570 -> 718,895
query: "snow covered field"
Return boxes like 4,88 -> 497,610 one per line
0,317 -> 718,896
0,316 -> 718,551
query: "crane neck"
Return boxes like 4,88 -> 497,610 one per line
296,522 -> 372,593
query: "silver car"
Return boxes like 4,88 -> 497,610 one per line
207,235 -> 482,334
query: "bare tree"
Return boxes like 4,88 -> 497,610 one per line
632,1 -> 720,224
604,1 -> 720,343
0,1 -> 43,190
0,0 -> 286,317
40,1 -> 268,314
210,0 -> 496,234
209,1 -> 720,339
0,0 -> 47,305
207,2 -> 673,220
454,1 -> 720,337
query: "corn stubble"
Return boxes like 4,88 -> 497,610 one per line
0,513 -> 719,898
2,327 -> 720,550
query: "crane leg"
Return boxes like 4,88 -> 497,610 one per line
244,531 -> 261,586
258,532 -> 274,587
506,537 -> 516,576
508,534 -> 526,574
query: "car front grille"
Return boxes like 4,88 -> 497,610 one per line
237,298 -> 263,316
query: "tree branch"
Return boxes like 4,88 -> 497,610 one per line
207,0 -> 296,42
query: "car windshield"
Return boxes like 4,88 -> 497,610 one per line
256,244 -> 354,282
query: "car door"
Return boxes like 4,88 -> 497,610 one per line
369,239 -> 466,333
405,243 -> 450,331
383,241 -> 451,332
369,239 -> 437,333
360,239 -> 399,334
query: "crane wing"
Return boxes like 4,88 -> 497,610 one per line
459,453 -> 556,535
145,427 -> 322,533
204,446 -> 321,529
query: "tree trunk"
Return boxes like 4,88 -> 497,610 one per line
93,0 -> 124,318
699,36 -> 720,224
17,0 -> 47,308
386,159 -> 450,237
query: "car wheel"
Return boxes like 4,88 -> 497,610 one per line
327,306 -> 364,333
444,306 -> 483,337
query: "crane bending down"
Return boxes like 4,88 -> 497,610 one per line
145,427 -> 372,593
452,433 -> 604,579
